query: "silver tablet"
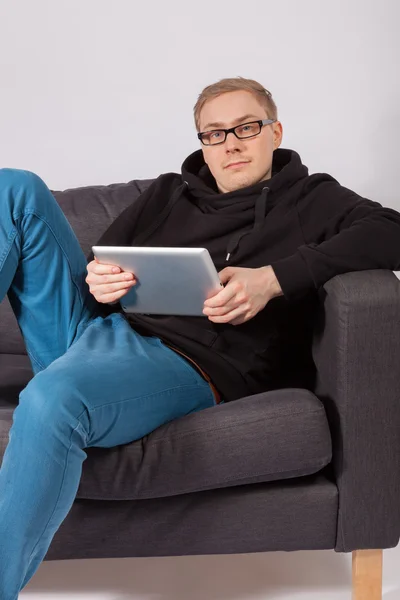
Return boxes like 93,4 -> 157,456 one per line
92,246 -> 223,316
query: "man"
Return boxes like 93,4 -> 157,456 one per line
0,77 -> 399,598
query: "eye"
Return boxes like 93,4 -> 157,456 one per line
237,123 -> 258,135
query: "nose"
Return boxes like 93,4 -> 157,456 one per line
224,131 -> 244,152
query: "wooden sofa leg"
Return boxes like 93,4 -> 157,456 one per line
352,549 -> 383,600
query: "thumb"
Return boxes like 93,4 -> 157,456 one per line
218,266 -> 236,285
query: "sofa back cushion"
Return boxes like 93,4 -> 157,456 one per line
0,177 -> 154,355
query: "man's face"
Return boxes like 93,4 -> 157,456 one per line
198,90 -> 283,193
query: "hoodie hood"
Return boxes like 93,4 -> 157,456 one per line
181,148 -> 309,204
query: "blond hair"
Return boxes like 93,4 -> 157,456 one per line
193,77 -> 278,131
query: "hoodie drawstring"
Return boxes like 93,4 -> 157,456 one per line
225,186 -> 270,262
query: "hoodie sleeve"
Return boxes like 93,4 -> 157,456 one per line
270,180 -> 400,301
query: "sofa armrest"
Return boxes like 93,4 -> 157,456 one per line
312,269 -> 400,552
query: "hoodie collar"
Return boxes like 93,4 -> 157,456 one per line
181,147 -> 309,202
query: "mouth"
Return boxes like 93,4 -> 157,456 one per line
224,160 -> 250,170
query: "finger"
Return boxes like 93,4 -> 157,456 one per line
203,284 -> 237,308
92,280 -> 136,297
204,292 -> 248,316
87,272 -> 136,286
88,257 -> 116,271
207,305 -> 247,324
229,314 -> 250,326
218,267 -> 236,285
203,300 -> 242,317
91,262 -> 124,275
88,260 -> 120,275
96,287 -> 133,304
89,259 -> 135,276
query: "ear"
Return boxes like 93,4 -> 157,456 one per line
273,121 -> 283,150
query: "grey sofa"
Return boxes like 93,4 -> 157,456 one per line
1,177 -> 399,599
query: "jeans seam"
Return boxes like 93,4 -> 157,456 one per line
26,348 -> 45,372
86,381 -> 208,415
12,208 -> 86,310
0,225 -> 47,370
25,408 -> 88,565
10,208 -> 91,368
0,226 -> 18,271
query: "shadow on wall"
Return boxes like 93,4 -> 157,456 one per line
23,549 -> 351,599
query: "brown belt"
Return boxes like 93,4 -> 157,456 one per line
164,343 -> 222,404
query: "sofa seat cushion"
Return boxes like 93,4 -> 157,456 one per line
0,355 -> 332,500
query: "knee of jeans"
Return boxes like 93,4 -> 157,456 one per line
0,168 -> 52,207
0,168 -> 43,190
18,370 -> 90,436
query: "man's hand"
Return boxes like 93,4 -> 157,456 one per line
86,258 -> 137,304
203,266 -> 283,325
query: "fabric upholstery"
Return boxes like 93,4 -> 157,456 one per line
0,353 -> 332,500
45,475 -> 338,560
313,269 -> 400,551
0,174 -> 399,558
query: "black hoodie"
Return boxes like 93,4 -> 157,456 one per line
92,148 -> 400,401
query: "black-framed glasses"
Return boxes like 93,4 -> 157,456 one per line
197,118 -> 276,146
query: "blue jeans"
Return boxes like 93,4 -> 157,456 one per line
0,169 -> 216,599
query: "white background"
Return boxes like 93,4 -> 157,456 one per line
1,0 -> 399,598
